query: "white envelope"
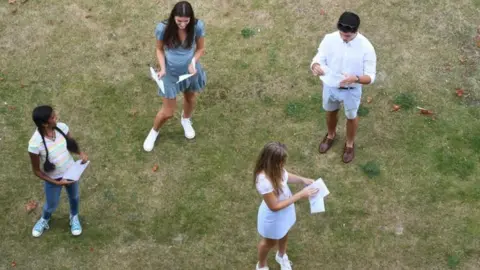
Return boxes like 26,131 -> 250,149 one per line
177,74 -> 194,83
150,67 -> 165,94
310,197 -> 325,213
309,178 -> 330,214
176,58 -> 197,84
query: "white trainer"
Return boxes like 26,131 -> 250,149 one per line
181,113 -> 195,139
256,262 -> 269,270
275,252 -> 293,270
143,128 -> 159,152
32,218 -> 49,237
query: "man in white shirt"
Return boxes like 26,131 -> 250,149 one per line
310,11 -> 377,163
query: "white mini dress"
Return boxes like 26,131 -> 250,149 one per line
256,169 -> 296,240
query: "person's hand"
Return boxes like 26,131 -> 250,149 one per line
188,62 -> 197,75
340,73 -> 358,87
79,152 -> 88,164
302,178 -> 314,186
311,63 -> 325,76
57,179 -> 72,186
300,186 -> 319,198
157,69 -> 166,79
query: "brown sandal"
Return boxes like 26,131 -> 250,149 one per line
319,134 -> 336,153
342,143 -> 355,163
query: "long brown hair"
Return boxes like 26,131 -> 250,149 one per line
253,142 -> 288,195
163,1 -> 196,48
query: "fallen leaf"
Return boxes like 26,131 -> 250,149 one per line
417,107 -> 433,115
320,9 -> 326,15
85,15 -> 92,19
8,0 -> 16,4
11,261 -> 16,267
25,200 -> 38,213
367,96 -> 373,103
8,105 -> 16,111
152,164 -> 159,172
130,109 -> 138,116
458,56 -> 466,64
392,104 -> 400,111
456,88 -> 464,97
89,247 -> 94,252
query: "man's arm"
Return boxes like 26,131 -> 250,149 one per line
361,45 -> 377,84
310,36 -> 329,70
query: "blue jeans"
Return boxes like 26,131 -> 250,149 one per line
42,179 -> 79,220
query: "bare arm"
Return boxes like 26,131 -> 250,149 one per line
262,186 -> 318,212
287,172 -> 313,185
262,191 -> 305,212
156,40 -> 166,72
193,37 -> 205,62
29,152 -> 61,185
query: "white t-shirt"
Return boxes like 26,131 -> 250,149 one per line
28,122 -> 75,179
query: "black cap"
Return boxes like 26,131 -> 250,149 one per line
337,11 -> 360,33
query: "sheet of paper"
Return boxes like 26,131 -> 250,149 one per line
309,178 -> 330,214
311,178 -> 330,198
320,73 -> 345,88
63,160 -> 90,181
150,67 -> 165,94
318,65 -> 345,87
310,196 -> 325,213
176,73 -> 194,83
176,58 -> 197,83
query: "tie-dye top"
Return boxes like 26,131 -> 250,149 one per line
28,122 -> 75,179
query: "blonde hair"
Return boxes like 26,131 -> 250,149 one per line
253,142 -> 288,195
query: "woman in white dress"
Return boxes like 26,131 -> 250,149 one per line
253,142 -> 319,270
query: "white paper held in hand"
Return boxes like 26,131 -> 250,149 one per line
309,178 -> 330,214
176,58 -> 196,84
319,66 -> 345,88
150,66 -> 165,94
63,160 -> 90,182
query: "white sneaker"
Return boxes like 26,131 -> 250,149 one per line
143,128 -> 159,152
181,113 -> 195,139
275,252 -> 293,270
32,217 -> 49,237
256,262 -> 269,270
70,215 -> 82,236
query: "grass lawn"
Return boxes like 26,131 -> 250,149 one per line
1,0 -> 479,269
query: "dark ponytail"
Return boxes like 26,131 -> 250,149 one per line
32,105 -> 80,172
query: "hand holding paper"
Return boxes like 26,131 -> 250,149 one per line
149,66 -> 165,94
309,178 -> 330,214
178,58 -> 197,84
63,160 -> 90,182
320,72 -> 345,88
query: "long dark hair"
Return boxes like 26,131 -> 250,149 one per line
253,142 -> 288,195
32,105 -> 80,172
163,1 -> 196,48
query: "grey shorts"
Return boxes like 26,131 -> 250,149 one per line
322,86 -> 362,119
